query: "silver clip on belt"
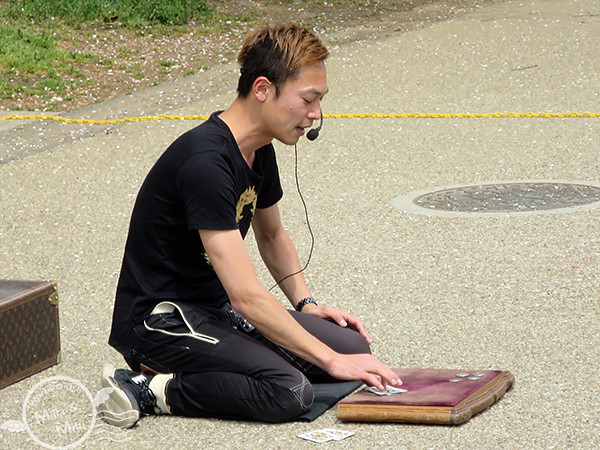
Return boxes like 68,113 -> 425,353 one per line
232,309 -> 255,333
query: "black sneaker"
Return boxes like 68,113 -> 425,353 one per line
99,362 -> 161,428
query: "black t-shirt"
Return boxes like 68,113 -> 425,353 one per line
108,112 -> 283,360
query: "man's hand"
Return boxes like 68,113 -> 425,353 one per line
302,304 -> 401,389
302,304 -> 372,344
325,352 -> 402,391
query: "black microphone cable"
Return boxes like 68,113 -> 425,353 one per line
269,143 -> 315,291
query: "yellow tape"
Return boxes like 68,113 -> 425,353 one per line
326,112 -> 600,119
1,112 -> 599,125
0,113 -> 210,125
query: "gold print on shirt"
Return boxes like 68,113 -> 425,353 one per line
236,186 -> 258,223
202,186 -> 257,269
202,252 -> 212,267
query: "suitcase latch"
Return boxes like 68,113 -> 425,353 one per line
48,281 -> 59,306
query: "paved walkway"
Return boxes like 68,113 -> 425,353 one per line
1,0 -> 599,448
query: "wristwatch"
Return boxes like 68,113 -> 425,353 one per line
295,297 -> 318,311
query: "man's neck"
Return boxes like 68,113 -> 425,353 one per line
219,99 -> 272,162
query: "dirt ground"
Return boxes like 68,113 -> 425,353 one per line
1,0 -> 498,112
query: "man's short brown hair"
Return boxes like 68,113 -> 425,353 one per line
236,23 -> 329,97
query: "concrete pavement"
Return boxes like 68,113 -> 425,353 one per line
1,0 -> 599,448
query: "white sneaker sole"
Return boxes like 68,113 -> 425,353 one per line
97,362 -> 141,428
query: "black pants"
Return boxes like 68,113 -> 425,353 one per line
127,303 -> 370,422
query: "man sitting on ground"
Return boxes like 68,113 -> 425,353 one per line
101,23 -> 401,428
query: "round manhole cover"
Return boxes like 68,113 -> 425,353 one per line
392,181 -> 600,217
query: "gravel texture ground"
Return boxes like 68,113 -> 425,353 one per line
1,0 -> 599,448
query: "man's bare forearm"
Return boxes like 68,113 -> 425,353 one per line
254,224 -> 311,307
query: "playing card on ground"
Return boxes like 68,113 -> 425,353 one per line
297,430 -> 334,443
321,428 -> 354,440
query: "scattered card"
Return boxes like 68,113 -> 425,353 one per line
365,385 -> 408,396
321,428 -> 354,441
297,430 -> 334,443
297,428 -> 354,443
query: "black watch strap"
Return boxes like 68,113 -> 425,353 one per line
295,297 -> 318,311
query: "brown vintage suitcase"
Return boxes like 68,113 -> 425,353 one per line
0,280 -> 61,390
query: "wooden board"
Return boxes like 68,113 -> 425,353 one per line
337,368 -> 514,425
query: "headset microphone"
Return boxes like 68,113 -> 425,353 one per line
306,111 -> 323,141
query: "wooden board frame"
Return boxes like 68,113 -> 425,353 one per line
337,369 -> 514,425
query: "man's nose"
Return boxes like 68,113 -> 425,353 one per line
308,104 -> 322,121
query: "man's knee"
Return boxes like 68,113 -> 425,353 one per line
290,310 -> 372,355
345,329 -> 371,354
262,376 -> 314,422
326,326 -> 370,355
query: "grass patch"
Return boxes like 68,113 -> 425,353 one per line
0,24 -> 73,104
0,25 -> 70,74
0,21 -> 104,105
0,0 -> 214,27
0,0 -> 218,108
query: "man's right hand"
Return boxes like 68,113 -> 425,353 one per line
324,352 -> 402,391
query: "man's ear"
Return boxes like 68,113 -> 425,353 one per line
253,76 -> 272,102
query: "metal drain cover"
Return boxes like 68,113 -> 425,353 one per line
392,181 -> 600,217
